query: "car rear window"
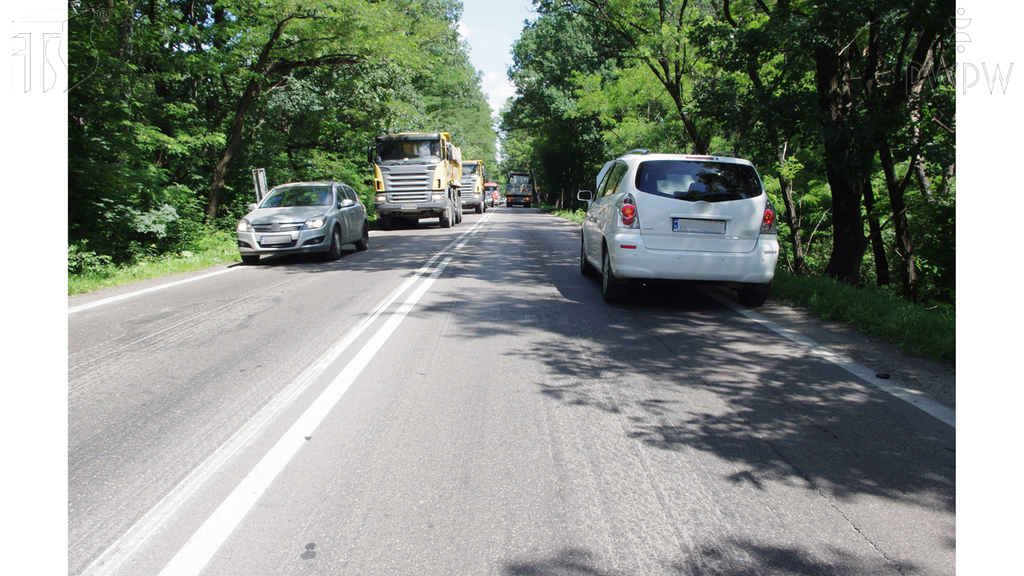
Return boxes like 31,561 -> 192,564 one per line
634,160 -> 762,202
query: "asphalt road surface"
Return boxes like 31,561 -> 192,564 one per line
67,207 -> 955,576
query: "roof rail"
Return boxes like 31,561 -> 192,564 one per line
625,148 -> 650,155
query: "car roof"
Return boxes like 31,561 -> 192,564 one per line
272,181 -> 339,187
616,152 -> 755,167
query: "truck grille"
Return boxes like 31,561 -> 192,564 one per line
390,192 -> 431,202
381,165 -> 434,192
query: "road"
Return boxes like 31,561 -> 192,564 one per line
68,207 -> 955,576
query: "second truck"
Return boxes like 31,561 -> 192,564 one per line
370,131 -> 463,229
460,159 -> 488,214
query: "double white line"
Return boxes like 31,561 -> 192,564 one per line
83,215 -> 492,576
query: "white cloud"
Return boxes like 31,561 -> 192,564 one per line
481,71 -> 515,118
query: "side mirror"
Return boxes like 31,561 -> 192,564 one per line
248,203 -> 258,212
367,145 -> 375,165
577,190 -> 593,202
339,198 -> 356,208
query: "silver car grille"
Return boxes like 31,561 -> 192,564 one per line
253,222 -> 302,233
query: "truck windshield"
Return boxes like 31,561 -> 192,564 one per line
376,139 -> 440,163
463,164 -> 480,175
507,174 -> 532,193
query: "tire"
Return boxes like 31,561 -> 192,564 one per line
328,226 -> 343,260
439,205 -> 452,228
355,221 -> 369,251
601,250 -> 628,303
476,204 -> 483,214
241,254 -> 260,265
738,282 -> 771,307
580,236 -> 597,277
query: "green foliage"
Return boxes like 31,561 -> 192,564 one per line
69,0 -> 496,276
504,0 -> 954,308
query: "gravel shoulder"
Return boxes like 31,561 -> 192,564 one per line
753,297 -> 956,411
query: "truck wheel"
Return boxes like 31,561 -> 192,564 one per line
476,204 -> 483,214
440,206 -> 452,228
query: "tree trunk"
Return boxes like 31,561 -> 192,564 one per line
862,178 -> 890,286
777,141 -> 806,275
204,17 -> 291,222
878,143 -> 918,301
814,45 -> 869,284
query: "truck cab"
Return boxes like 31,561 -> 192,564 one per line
506,171 -> 537,208
460,160 -> 487,214
370,131 -> 463,229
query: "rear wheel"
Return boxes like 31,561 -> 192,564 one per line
601,250 -> 628,303
738,282 -> 771,307
439,205 -> 452,228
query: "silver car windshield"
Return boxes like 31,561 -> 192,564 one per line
635,160 -> 762,202
260,186 -> 333,208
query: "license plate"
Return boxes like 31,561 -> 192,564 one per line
401,204 -> 417,210
673,218 -> 726,234
260,234 -> 291,245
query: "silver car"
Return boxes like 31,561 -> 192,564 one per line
237,182 -> 369,265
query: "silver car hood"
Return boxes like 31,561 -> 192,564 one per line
246,205 -> 328,224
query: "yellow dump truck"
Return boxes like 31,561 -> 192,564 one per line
460,160 -> 488,214
370,131 -> 463,229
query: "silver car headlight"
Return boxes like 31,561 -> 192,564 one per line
237,219 -> 252,233
302,216 -> 327,230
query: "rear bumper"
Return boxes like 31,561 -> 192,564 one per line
607,232 -> 779,284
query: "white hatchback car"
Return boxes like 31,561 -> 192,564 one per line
578,152 -> 779,305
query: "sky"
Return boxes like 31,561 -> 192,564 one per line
458,0 -> 538,118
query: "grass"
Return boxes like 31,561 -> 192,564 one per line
538,203 -> 955,366
68,234 -> 240,296
770,271 -> 955,365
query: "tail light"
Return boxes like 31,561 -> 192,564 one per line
760,200 -> 778,234
619,194 -> 639,228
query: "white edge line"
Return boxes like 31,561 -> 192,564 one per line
704,289 -> 955,429
68,268 -> 238,315
82,219 -> 491,576
157,257 -> 453,576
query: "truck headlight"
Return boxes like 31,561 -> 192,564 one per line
375,195 -> 387,203
432,193 -> 444,201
